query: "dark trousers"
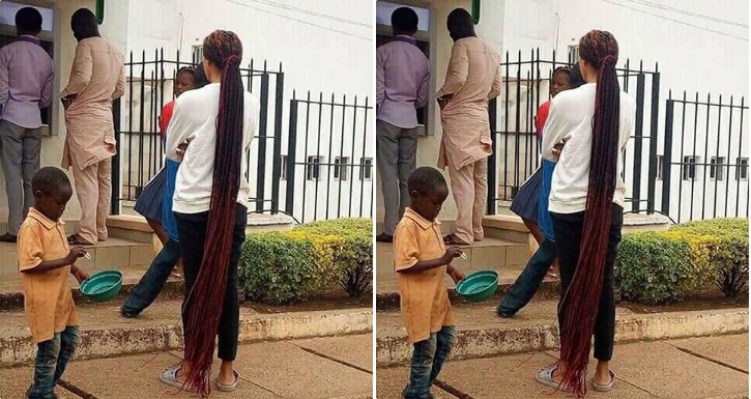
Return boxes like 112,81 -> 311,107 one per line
174,204 -> 247,361
121,239 -> 181,317
551,206 -> 623,361
403,326 -> 456,399
497,239 -> 557,317
27,326 -> 80,399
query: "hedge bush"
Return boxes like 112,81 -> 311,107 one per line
614,218 -> 748,304
239,218 -> 372,304
671,218 -> 749,297
294,218 -> 373,298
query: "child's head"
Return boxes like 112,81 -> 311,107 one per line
32,167 -> 73,221
194,63 -> 210,88
550,67 -> 573,98
174,67 -> 196,98
569,63 -> 586,88
408,167 -> 449,221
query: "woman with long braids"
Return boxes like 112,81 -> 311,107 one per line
535,30 -> 635,396
158,30 -> 259,396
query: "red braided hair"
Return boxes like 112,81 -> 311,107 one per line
559,30 -> 620,397
182,30 -> 245,397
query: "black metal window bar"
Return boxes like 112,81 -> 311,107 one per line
110,49 -> 285,216
285,91 -> 374,224
662,92 -> 749,223
486,49 -> 661,216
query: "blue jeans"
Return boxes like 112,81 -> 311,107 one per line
27,326 -> 80,399
403,326 -> 456,399
497,239 -> 557,317
121,239 -> 181,317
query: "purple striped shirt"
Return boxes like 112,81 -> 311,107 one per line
0,35 -> 54,129
376,35 -> 430,129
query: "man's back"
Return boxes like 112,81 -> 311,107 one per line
64,37 -> 124,114
0,37 -> 54,129
439,36 -> 501,116
376,36 -> 430,129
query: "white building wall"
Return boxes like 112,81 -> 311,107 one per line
112,0 -> 375,222
499,0 -> 749,222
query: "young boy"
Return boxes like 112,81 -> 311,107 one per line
17,167 -> 89,399
394,167 -> 466,399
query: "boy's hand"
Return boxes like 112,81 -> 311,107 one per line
66,247 -> 87,264
447,265 -> 466,283
442,247 -> 463,264
71,265 -> 89,283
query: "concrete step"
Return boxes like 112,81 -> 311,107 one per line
0,237 -> 154,295
106,212 -> 297,244
375,299 -> 749,367
482,214 -> 530,243
376,238 -> 532,294
0,298 -> 372,367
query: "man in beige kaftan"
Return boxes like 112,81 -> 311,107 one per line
61,9 -> 125,245
437,9 -> 501,245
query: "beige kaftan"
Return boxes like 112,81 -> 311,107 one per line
61,37 -> 125,171
436,37 -> 501,170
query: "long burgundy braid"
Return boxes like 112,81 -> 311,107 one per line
182,30 -> 244,397
558,30 -> 620,397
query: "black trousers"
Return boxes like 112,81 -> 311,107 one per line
174,204 -> 247,361
551,205 -> 623,361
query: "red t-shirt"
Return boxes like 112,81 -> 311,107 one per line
159,101 -> 175,139
535,101 -> 551,139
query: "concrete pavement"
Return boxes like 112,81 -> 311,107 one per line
0,334 -> 373,399
376,334 -> 749,399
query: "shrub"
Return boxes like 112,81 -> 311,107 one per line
239,232 -> 320,304
671,218 -> 749,298
239,218 -> 373,304
614,232 -> 697,304
614,218 -> 749,304
294,218 -> 373,298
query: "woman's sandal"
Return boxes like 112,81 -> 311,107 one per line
592,370 -> 616,392
159,366 -> 196,393
535,366 -> 573,393
443,233 -> 470,246
216,370 -> 240,392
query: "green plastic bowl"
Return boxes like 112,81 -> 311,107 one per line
455,270 -> 499,302
80,270 -> 123,302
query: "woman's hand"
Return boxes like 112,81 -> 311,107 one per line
552,139 -> 567,161
176,138 -> 192,161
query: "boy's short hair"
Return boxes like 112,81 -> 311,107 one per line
408,167 -> 447,194
16,7 -> 43,34
32,167 -> 71,195
392,7 -> 419,33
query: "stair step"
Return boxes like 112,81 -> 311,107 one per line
376,237 -> 532,291
0,238 -> 155,297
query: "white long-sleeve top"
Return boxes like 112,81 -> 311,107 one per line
541,83 -> 635,214
165,83 -> 260,214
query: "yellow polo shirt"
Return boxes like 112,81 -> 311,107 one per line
394,208 -> 455,343
17,208 -> 79,343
